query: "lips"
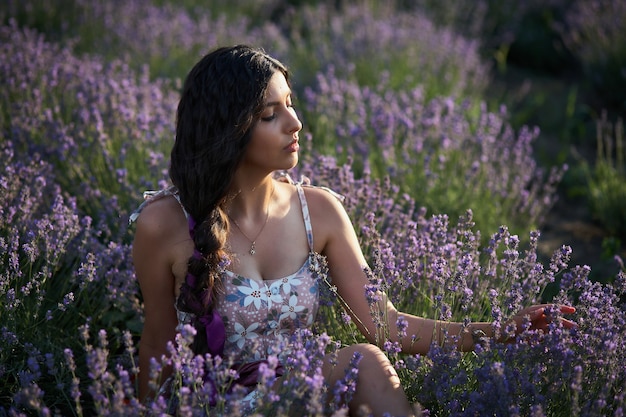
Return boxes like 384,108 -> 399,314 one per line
284,139 -> 299,152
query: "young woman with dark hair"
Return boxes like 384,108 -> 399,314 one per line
131,45 -> 576,416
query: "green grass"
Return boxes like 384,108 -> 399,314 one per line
584,116 -> 626,237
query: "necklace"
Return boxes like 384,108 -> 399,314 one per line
227,185 -> 274,256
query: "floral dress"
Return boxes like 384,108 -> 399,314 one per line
217,184 -> 323,365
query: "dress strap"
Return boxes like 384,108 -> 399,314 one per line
282,172 -> 345,252
128,186 -> 188,224
279,172 -> 345,203
295,184 -> 314,252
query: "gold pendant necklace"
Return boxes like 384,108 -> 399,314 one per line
227,185 -> 274,255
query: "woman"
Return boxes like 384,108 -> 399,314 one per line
131,45 -> 576,416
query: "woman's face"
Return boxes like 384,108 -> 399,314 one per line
240,71 -> 303,174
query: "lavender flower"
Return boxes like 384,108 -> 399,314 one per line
330,351 -> 362,410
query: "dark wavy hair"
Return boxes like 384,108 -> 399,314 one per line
169,45 -> 289,354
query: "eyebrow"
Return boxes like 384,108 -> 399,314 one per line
264,91 -> 292,107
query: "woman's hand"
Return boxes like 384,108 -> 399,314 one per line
506,304 -> 577,340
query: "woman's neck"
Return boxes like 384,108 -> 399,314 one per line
227,177 -> 276,220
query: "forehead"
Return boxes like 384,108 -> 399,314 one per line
265,71 -> 290,100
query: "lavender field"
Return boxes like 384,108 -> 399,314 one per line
1,0 -> 625,416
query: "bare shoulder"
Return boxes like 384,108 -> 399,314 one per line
134,194 -> 188,237
301,185 -> 346,215
300,186 -> 352,247
132,194 -> 191,265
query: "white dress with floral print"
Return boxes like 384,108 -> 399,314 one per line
218,184 -> 322,365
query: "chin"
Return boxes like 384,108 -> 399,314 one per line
284,155 -> 299,170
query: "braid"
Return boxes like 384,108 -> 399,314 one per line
169,45 -> 289,354
177,208 -> 228,354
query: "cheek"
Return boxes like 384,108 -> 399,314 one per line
249,126 -> 275,150
249,124 -> 266,145
243,130 -> 273,162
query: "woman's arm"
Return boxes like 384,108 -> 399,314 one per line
132,196 -> 190,401
392,304 -> 575,354
309,188 -> 576,355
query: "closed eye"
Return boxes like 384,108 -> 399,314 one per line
260,93 -> 295,122
260,104 -> 296,122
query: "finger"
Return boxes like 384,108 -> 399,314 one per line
558,305 -> 576,314
532,303 -> 575,311
531,304 -> 576,316
559,318 -> 578,329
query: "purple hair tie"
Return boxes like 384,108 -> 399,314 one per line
198,308 -> 226,356
187,215 -> 196,235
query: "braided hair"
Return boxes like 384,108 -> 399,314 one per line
169,45 -> 289,354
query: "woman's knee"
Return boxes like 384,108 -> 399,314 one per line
325,343 -> 412,416
353,343 -> 400,381
324,343 -> 399,383
352,342 -> 389,361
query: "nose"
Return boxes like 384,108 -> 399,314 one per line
288,108 -> 303,135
